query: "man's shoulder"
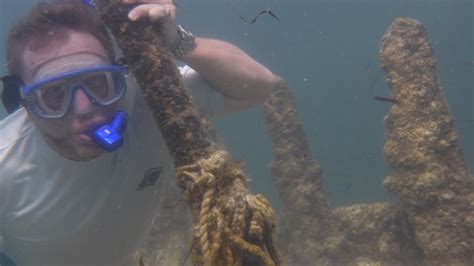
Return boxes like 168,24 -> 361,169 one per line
0,108 -> 34,152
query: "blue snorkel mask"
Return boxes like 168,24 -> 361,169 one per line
26,63 -> 129,152
1,62 -> 130,152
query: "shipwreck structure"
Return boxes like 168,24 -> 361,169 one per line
90,1 -> 472,264
264,18 -> 474,265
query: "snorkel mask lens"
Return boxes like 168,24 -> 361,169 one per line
22,65 -> 128,119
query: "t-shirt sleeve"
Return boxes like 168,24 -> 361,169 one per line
179,65 -> 227,118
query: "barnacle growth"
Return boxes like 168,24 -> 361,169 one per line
264,18 -> 473,265
380,17 -> 474,265
264,81 -> 418,265
94,1 -> 282,265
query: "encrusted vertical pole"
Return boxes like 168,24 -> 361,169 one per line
263,81 -> 345,265
94,1 -> 282,265
380,17 -> 474,265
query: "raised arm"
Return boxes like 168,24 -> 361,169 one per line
123,0 -> 280,112
181,37 -> 280,110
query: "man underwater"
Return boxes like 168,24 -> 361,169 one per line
0,0 -> 279,264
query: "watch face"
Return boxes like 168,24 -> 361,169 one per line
174,25 -> 196,58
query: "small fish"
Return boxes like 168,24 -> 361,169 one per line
374,96 -> 399,104
239,9 -> 280,24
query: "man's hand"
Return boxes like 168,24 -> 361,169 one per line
121,0 -> 178,49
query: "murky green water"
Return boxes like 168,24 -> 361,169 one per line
0,0 -> 472,264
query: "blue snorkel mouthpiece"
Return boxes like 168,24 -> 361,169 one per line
81,0 -> 97,10
90,111 -> 129,152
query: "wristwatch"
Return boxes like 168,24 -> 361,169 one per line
172,25 -> 197,59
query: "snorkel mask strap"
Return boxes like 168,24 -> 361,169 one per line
1,75 -> 23,114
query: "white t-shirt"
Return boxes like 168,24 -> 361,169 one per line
0,66 -> 223,265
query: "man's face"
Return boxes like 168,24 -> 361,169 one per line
20,30 -> 121,161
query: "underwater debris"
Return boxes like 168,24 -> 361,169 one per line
94,1 -> 282,265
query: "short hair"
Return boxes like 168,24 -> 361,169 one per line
5,0 -> 114,77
